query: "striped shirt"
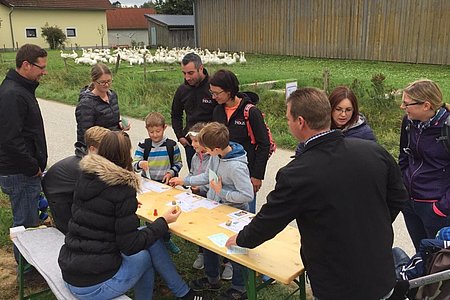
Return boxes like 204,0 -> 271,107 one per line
133,137 -> 182,182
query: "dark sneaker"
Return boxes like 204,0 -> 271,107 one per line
178,288 -> 207,300
190,277 -> 221,292
219,288 -> 247,300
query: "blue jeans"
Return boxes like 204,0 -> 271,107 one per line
0,173 -> 41,262
66,239 -> 189,300
204,248 -> 245,290
248,194 -> 257,214
402,200 -> 450,251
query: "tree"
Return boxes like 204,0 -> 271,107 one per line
111,1 -> 121,7
98,24 -> 106,49
154,0 -> 193,15
41,23 -> 66,49
141,1 -> 156,9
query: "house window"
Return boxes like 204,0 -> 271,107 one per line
26,28 -> 37,38
66,28 -> 76,38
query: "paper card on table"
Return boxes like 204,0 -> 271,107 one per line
227,245 -> 248,255
227,210 -> 252,219
208,233 -> 229,248
209,169 -> 219,183
175,192 -> 203,202
195,199 -> 221,210
166,199 -> 197,212
141,180 -> 171,193
219,219 -> 249,233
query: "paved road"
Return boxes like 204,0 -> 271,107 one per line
39,98 -> 415,256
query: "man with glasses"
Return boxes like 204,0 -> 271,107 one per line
0,44 -> 48,263
171,53 -> 216,168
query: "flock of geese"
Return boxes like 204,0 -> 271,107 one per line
60,47 -> 247,66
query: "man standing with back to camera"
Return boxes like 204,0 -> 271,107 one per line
171,53 -> 216,168
0,44 -> 48,262
226,88 -> 408,299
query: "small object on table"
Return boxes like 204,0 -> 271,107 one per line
172,200 -> 177,205
226,220 -> 232,226
153,209 -> 158,216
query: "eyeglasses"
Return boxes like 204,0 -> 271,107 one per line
96,80 -> 113,86
209,90 -> 225,97
28,61 -> 46,70
401,101 -> 423,108
334,108 -> 353,114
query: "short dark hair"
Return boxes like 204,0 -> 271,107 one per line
97,131 -> 133,171
198,122 -> 229,150
145,112 -> 165,128
329,86 -> 359,129
182,52 -> 202,69
16,44 -> 47,68
287,88 -> 331,130
209,69 -> 240,99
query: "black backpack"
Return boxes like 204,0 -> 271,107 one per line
142,138 -> 177,174
437,114 -> 450,153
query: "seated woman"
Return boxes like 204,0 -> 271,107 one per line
58,131 -> 199,300
329,86 -> 376,141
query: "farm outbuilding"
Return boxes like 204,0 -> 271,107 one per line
144,14 -> 194,48
193,0 -> 450,65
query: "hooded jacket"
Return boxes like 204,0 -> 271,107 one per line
75,87 -> 121,143
212,92 -> 270,180
342,113 -> 376,141
171,68 -> 217,140
58,154 -> 168,287
399,109 -> 450,216
184,142 -> 253,210
0,69 -> 47,176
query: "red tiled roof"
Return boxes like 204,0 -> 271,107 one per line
0,0 -> 112,10
107,8 -> 156,29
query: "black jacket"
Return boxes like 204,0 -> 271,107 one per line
237,131 -> 408,299
171,69 -> 216,140
213,93 -> 270,179
75,87 -> 121,143
0,69 -> 47,176
58,154 -> 168,287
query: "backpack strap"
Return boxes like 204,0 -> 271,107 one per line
244,103 -> 257,145
143,138 -> 152,160
165,139 -> 176,167
438,114 -> 450,153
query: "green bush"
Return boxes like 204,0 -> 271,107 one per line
41,23 -> 67,50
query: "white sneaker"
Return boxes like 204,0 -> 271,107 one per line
221,262 -> 233,280
192,253 -> 204,270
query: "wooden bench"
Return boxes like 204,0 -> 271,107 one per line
11,226 -> 131,300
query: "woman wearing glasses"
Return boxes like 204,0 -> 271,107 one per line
75,63 -> 130,144
399,79 -> 450,251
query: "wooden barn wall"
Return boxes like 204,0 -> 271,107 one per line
194,0 -> 450,65
169,29 -> 195,48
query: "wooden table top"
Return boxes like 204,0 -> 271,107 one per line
137,182 -> 304,285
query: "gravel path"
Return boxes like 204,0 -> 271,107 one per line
39,98 -> 415,256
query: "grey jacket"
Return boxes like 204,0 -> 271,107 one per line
184,142 -> 253,210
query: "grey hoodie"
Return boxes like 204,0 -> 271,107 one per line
184,142 -> 253,210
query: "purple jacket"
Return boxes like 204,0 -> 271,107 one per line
399,109 -> 450,216
343,114 -> 376,141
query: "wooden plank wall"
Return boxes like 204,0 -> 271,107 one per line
194,0 -> 450,65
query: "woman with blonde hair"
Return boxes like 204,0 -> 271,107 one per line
399,79 -> 450,251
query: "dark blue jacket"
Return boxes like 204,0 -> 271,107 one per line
343,114 -> 376,141
399,109 -> 450,216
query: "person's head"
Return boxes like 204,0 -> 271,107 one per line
209,69 -> 240,105
97,131 -> 132,171
401,79 -> 449,122
286,88 -> 331,142
90,63 -> 112,92
187,122 -> 207,153
144,112 -> 167,143
181,53 -> 205,87
84,126 -> 110,153
329,86 -> 359,129
15,44 -> 48,82
198,122 -> 229,155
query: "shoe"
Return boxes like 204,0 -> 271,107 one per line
221,262 -> 233,280
165,239 -> 181,254
261,274 -> 276,284
219,288 -> 247,300
178,288 -> 206,300
193,253 -> 204,270
190,277 -> 221,292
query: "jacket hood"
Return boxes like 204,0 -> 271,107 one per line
79,85 -> 115,102
74,141 -> 87,158
6,69 -> 39,94
222,141 -> 247,161
345,114 -> 367,131
237,91 -> 259,105
80,154 -> 141,191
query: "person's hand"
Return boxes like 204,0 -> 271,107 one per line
210,176 -> 222,194
169,177 -> 184,187
119,119 -> 131,131
162,206 -> 181,224
225,235 -> 238,248
137,200 -> 142,208
251,177 -> 262,193
162,172 -> 173,185
178,137 -> 191,147
190,186 -> 200,193
139,160 -> 149,171
34,168 -> 43,177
